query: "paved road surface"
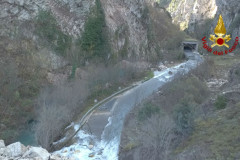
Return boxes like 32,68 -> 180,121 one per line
55,50 -> 203,160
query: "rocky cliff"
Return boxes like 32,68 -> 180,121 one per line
2,0 -> 239,73
0,0 -> 94,37
101,0 -> 185,59
167,0 -> 240,38
0,0 -> 178,64
100,0 -> 150,58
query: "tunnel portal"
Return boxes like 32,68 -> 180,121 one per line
182,40 -> 198,52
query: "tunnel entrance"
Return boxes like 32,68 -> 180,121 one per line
182,40 -> 198,52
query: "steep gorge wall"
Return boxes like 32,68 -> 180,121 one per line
167,0 -> 240,39
100,0 -> 183,60
0,0 -> 176,61
100,0 -> 149,58
3,0 -> 239,62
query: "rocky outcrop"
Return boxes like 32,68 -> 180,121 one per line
0,140 -> 74,160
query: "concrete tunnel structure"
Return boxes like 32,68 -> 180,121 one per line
182,39 -> 198,52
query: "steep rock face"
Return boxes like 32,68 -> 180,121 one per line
167,0 -> 240,38
0,0 -> 94,37
100,0 -> 177,59
0,0 -> 45,37
100,0 -> 150,57
1,0 -> 175,61
167,0 -> 217,31
216,0 -> 240,39
46,0 -> 95,37
0,0 -> 95,86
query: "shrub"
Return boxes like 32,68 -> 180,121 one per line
86,62 -> 145,93
80,0 -> 109,59
145,71 -> 154,80
35,10 -> 72,57
0,130 -> 18,143
164,31 -> 186,50
194,18 -> 214,39
123,141 -> 139,151
69,64 -> 77,79
138,102 -> 160,121
173,100 -> 194,136
118,37 -> 129,58
139,115 -> 175,160
235,69 -> 240,76
167,76 -> 209,105
215,95 -> 227,109
141,6 -> 149,22
191,58 -> 215,80
0,48 -> 45,144
0,61 -> 22,143
35,80 -> 89,150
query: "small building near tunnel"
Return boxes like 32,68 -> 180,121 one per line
182,39 -> 198,52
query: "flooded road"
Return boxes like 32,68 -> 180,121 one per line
54,51 -> 203,160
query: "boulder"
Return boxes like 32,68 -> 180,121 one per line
23,147 -> 50,160
88,144 -> 94,150
158,63 -> 167,71
6,142 -> 27,157
89,152 -> 95,157
50,154 -> 61,160
50,154 -> 75,160
74,150 -> 81,153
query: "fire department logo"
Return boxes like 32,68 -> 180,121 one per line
202,14 -> 239,55
209,15 -> 231,48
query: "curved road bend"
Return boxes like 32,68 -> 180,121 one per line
54,50 -> 203,160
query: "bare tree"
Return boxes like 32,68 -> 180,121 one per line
35,80 -> 89,150
0,60 -> 21,120
139,115 -> 176,160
